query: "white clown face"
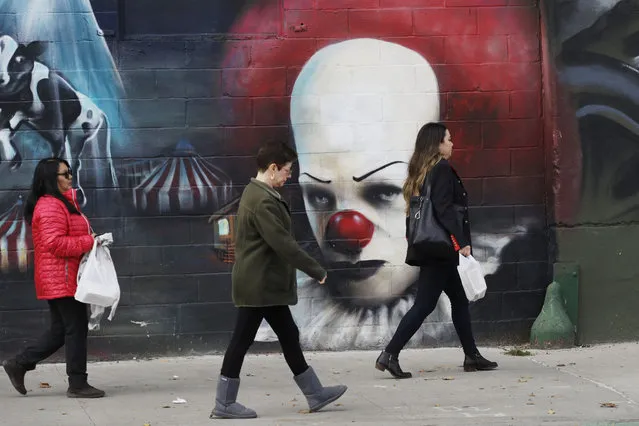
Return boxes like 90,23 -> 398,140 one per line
291,39 -> 440,306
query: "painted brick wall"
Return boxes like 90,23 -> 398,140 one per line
0,0 -> 548,360
542,0 -> 639,344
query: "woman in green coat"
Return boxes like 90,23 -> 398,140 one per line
211,141 -> 347,419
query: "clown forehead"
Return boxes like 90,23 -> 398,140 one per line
291,38 -> 439,155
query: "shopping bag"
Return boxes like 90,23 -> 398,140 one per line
457,254 -> 487,302
76,233 -> 120,323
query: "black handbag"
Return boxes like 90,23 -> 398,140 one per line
405,175 -> 455,266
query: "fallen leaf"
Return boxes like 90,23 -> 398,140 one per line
161,406 -> 171,409
600,402 -> 618,408
246,373 -> 254,377
39,382 -> 51,388
526,402 -> 535,405
170,375 -> 179,380
504,348 -> 532,356
529,393 -> 536,397
144,423 -> 151,426
548,409 -> 555,415
442,377 -> 455,381
556,363 -> 566,367
298,409 -> 310,414
335,403 -> 343,406
518,378 -> 528,383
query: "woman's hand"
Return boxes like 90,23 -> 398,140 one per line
319,275 -> 327,285
459,245 -> 471,257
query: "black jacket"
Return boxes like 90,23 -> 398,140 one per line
406,159 -> 471,265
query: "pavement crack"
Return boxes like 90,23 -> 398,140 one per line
77,401 -> 98,426
530,357 -> 637,406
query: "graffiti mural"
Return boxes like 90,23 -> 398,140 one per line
0,0 -> 550,358
547,0 -> 639,223
545,0 -> 639,342
247,38 -> 537,350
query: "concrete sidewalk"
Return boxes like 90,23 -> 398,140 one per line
1,343 -> 639,426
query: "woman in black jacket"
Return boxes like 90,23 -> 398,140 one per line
375,122 -> 497,379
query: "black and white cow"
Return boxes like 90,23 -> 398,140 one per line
0,34 -> 117,206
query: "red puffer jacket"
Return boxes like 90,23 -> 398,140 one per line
32,189 -> 94,300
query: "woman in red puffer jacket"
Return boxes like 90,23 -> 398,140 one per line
2,158 -> 105,398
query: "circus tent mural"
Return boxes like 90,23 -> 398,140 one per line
0,196 -> 31,274
130,141 -> 235,215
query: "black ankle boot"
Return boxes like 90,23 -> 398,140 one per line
67,383 -> 105,399
375,351 -> 412,379
464,353 -> 498,372
2,359 -> 27,395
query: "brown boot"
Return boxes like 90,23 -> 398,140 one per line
2,359 -> 27,395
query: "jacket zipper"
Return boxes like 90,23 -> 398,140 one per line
65,260 -> 69,289
71,189 -> 92,234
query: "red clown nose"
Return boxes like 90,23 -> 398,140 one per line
325,210 -> 375,252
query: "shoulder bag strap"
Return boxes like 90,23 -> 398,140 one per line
419,172 -> 432,198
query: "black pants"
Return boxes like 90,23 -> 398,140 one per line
386,264 -> 478,356
221,306 -> 308,378
15,297 -> 89,388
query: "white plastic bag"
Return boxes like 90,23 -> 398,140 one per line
457,254 -> 487,302
76,233 -> 120,327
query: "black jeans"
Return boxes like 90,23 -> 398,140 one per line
386,264 -> 478,356
15,297 -> 89,388
221,306 -> 308,378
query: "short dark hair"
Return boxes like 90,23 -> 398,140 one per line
256,141 -> 298,172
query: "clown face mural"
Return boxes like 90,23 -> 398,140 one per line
254,38 -> 526,349
292,39 -> 439,305
256,39 -> 457,349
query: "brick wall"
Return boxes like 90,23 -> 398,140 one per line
0,0 -> 549,359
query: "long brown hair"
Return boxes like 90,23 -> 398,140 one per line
402,122 -> 448,214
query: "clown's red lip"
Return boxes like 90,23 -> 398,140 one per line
328,260 -> 385,281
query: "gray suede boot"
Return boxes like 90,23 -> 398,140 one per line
210,375 -> 257,419
294,366 -> 347,412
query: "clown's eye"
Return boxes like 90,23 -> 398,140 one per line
362,183 -> 401,208
303,185 -> 336,211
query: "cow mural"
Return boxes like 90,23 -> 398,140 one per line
0,35 -> 117,206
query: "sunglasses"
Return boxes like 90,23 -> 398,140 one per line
57,169 -> 73,179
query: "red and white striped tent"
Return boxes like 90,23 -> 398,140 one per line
133,141 -> 234,215
0,196 -> 31,273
